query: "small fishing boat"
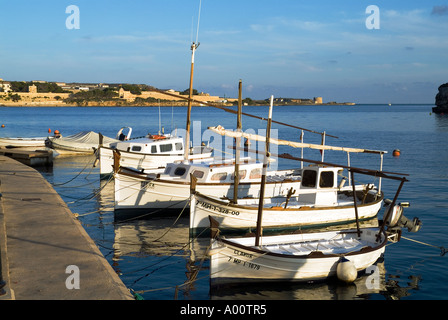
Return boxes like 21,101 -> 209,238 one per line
190,120 -> 389,236
113,154 -> 302,213
208,220 -> 388,286
46,127 -> 131,155
208,193 -> 420,286
98,133 -> 213,178
190,164 -> 383,235
0,136 -> 47,148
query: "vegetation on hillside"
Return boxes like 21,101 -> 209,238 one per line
8,81 -> 70,93
64,88 -> 119,106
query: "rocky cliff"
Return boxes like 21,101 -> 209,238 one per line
433,83 -> 448,113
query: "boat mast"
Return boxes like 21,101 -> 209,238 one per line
255,96 -> 274,247
232,80 -> 243,204
184,42 -> 199,160
184,0 -> 201,160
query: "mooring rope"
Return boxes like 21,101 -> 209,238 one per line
130,227 -> 210,296
401,236 -> 447,256
52,156 -> 96,186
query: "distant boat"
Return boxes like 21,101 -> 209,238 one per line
46,127 -> 130,155
0,136 -> 47,148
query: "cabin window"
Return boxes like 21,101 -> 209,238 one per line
151,145 -> 157,153
231,170 -> 247,180
160,144 -> 173,152
131,146 -> 142,152
211,172 -> 227,181
319,171 -> 334,188
175,143 -> 183,151
302,170 -> 317,188
192,170 -> 204,179
249,168 -> 261,179
174,167 -> 187,176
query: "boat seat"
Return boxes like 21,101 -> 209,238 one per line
315,241 -> 331,251
289,244 -> 312,254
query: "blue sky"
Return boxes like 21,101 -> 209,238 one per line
1,0 -> 447,103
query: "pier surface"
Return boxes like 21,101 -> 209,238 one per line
0,155 -> 133,300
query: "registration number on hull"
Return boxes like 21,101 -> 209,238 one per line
196,200 -> 240,216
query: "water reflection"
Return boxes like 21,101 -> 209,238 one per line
210,262 -> 421,300
110,213 -> 421,300
434,114 -> 448,131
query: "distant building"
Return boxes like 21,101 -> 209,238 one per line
118,87 -> 133,100
0,80 -> 12,93
28,84 -> 38,93
314,97 -> 323,104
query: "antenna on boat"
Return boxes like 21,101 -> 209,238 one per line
196,0 -> 202,44
184,0 -> 202,160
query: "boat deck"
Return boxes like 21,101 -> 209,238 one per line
260,237 -> 365,256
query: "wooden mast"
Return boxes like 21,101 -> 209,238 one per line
255,96 -> 274,247
232,80 -> 243,204
184,41 -> 199,160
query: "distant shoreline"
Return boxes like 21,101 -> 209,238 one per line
0,101 -> 357,107
0,102 -> 436,107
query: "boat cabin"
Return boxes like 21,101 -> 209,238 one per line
298,166 -> 344,206
114,134 -> 184,154
161,158 -> 265,183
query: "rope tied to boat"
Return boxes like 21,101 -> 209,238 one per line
401,236 -> 447,256
52,154 -> 97,187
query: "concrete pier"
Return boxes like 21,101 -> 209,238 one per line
0,148 -> 53,167
0,155 -> 134,300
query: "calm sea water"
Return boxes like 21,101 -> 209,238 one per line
1,104 -> 447,300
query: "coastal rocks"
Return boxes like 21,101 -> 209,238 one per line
433,83 -> 448,114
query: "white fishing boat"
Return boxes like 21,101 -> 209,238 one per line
0,136 -> 46,148
190,118 -> 390,235
208,187 -> 421,286
114,154 -> 302,214
98,133 -> 213,178
190,164 -> 383,235
208,222 -> 388,286
47,127 -> 131,155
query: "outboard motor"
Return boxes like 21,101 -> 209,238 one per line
384,200 -> 422,233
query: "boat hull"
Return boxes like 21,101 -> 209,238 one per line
114,168 -> 301,213
0,137 -> 46,148
47,131 -> 118,155
210,228 -> 386,286
190,191 -> 383,235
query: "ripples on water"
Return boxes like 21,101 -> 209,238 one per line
2,104 -> 447,300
